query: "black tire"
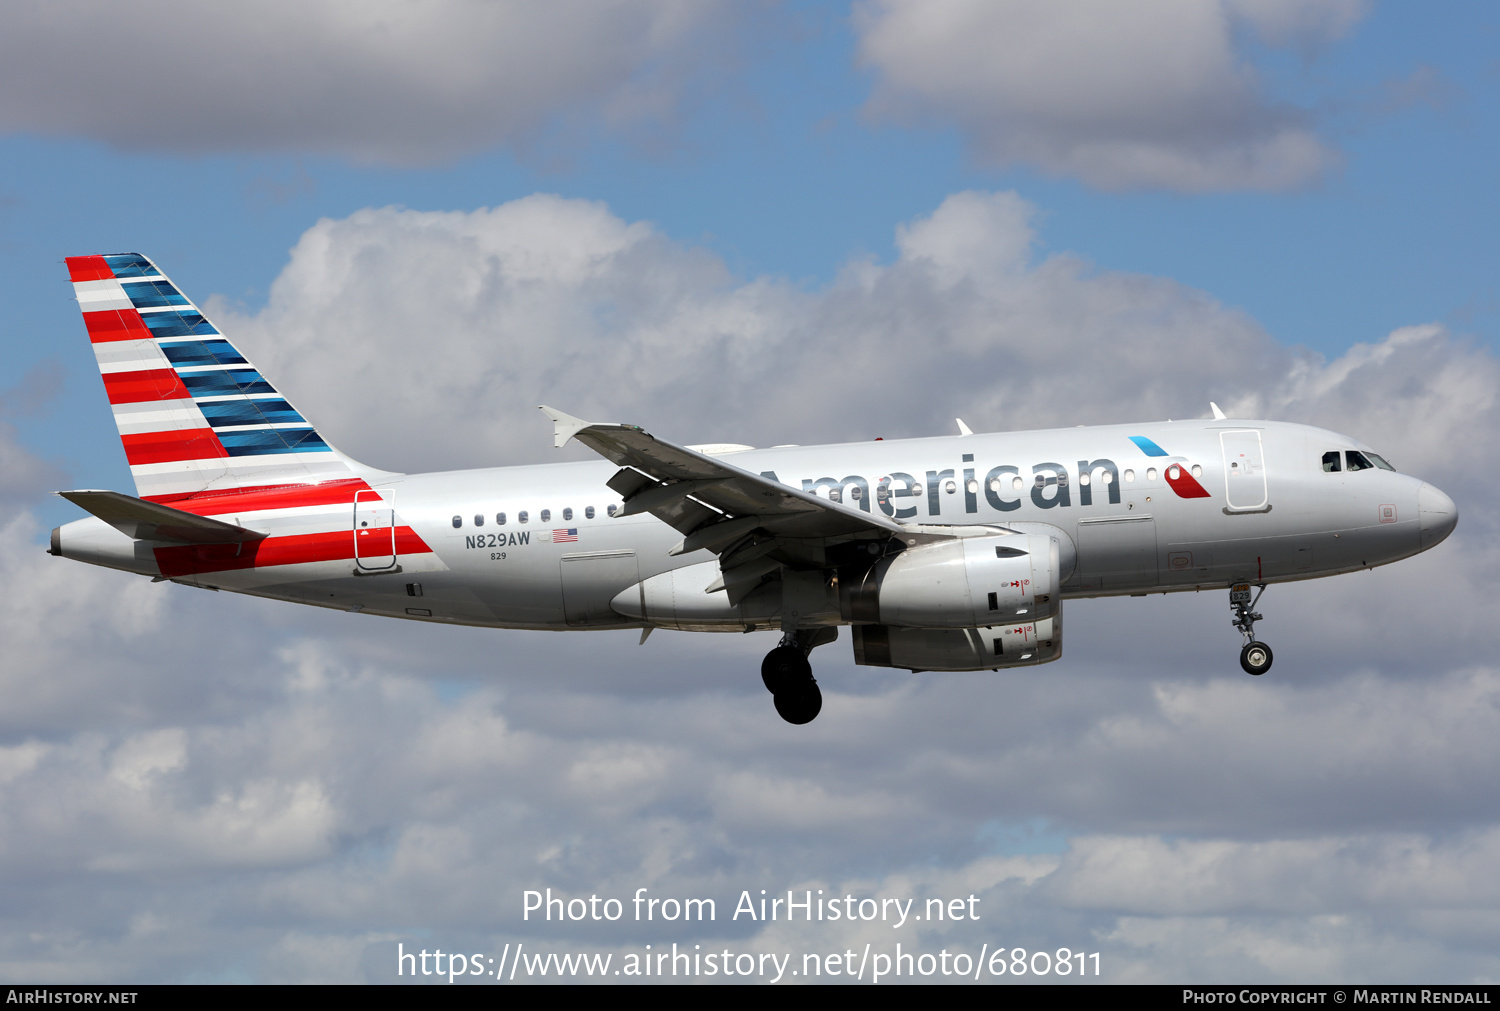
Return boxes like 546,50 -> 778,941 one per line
761,646 -> 811,695
774,682 -> 823,724
1240,641 -> 1273,676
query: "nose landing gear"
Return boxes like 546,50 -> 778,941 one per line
762,628 -> 835,724
1231,583 -> 1273,675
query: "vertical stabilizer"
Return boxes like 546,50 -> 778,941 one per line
66,253 -> 370,503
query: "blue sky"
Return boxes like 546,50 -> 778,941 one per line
3,0 -> 1500,985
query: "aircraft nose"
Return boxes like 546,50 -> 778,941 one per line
1417,483 -> 1458,549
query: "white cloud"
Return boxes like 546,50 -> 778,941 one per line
216,190 -> 1291,474
0,1 -> 729,163
853,0 -> 1367,191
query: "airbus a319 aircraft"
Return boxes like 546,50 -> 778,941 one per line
51,254 -> 1459,724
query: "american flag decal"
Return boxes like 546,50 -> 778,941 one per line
553,528 -> 578,543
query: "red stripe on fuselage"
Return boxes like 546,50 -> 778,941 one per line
153,526 -> 429,577
66,256 -> 114,282
84,309 -> 153,343
102,368 -> 193,404
145,478 -> 374,512
121,428 -> 228,465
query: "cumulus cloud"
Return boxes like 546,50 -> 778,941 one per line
0,1 -> 731,163
853,0 -> 1367,191
0,362 -> 67,508
13,189 -> 1500,980
216,190 -> 1292,474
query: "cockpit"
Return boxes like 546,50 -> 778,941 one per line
1322,450 -> 1395,473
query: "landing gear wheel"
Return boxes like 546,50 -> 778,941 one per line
1240,641 -> 1273,676
761,646 -> 811,695
773,681 -> 823,725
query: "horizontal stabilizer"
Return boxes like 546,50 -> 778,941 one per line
58,490 -> 264,543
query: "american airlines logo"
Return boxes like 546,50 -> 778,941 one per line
789,437 -> 1211,518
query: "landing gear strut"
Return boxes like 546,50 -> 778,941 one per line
762,628 -> 834,724
1230,583 -> 1273,675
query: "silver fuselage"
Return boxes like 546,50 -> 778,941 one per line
54,418 -> 1458,634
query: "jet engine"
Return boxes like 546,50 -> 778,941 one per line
850,612 -> 1062,672
839,531 -> 1060,628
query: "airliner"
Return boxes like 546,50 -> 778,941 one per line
50,253 -> 1459,724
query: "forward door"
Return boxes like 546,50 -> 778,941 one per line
1220,430 -> 1269,512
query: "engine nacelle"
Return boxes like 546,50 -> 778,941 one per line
840,532 -> 1059,629
850,611 -> 1062,672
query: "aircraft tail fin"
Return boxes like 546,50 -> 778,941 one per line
65,253 -> 370,503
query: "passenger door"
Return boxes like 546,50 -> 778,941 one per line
353,489 -> 397,570
1220,430 -> 1269,512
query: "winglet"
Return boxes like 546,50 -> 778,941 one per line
538,405 -> 592,449
955,418 -> 974,436
1210,402 -> 1227,420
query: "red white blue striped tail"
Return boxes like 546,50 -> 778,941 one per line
66,253 -> 364,503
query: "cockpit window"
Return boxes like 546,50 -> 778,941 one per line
1367,453 -> 1396,471
1346,451 -> 1375,472
1322,451 -> 1341,473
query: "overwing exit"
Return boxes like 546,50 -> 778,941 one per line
51,254 -> 1459,724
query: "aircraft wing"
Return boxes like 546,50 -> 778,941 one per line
58,490 -> 265,544
540,407 -> 902,553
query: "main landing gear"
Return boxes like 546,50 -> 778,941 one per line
762,628 -> 836,724
1230,583 -> 1273,675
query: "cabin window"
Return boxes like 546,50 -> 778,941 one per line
1346,451 -> 1374,472
1322,451 -> 1341,472
944,480 -> 957,494
451,516 -> 462,528
474,514 -> 484,527
1190,465 -> 1202,478
563,507 -> 573,521
585,506 -> 595,519
607,504 -> 618,517
519,511 -> 529,523
1146,468 -> 1158,481
496,512 -> 506,525
540,509 -> 552,522
1123,469 -> 1135,483
1012,476 -> 1024,491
